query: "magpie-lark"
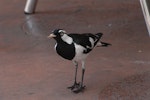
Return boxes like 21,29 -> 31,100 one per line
48,29 -> 111,93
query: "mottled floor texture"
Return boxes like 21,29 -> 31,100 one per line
0,0 -> 150,100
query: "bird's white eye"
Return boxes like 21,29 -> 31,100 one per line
60,32 -> 64,36
59,30 -> 66,36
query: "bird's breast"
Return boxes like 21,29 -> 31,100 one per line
55,43 -> 75,60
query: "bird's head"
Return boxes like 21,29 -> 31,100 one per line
48,29 -> 67,39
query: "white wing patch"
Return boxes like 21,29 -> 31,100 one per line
61,34 -> 73,44
88,37 -> 95,48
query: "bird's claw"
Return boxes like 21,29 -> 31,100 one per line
72,85 -> 86,93
68,82 -> 86,93
67,82 -> 80,90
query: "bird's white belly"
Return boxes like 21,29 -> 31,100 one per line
73,43 -> 88,61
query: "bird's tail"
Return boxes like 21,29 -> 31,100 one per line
97,41 -> 111,47
94,33 -> 103,46
94,33 -> 111,47
101,41 -> 111,47
95,33 -> 103,39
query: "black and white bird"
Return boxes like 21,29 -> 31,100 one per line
48,29 -> 111,93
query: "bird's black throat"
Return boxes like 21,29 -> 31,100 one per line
55,41 -> 75,60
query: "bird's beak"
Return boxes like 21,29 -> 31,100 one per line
48,34 -> 56,38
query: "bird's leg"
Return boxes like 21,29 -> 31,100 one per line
68,61 -> 80,90
81,68 -> 85,88
73,61 -> 86,93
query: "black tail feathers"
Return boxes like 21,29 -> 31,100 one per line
95,33 -> 111,47
101,41 -> 111,47
95,33 -> 103,39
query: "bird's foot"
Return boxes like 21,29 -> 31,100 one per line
72,85 -> 86,93
67,82 -> 80,90
68,82 -> 86,93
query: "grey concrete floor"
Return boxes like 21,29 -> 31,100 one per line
0,0 -> 150,100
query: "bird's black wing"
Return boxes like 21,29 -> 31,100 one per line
68,33 -> 93,48
68,33 -> 102,53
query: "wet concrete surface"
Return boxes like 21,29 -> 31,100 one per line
0,0 -> 150,100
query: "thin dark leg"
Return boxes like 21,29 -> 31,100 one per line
68,61 -> 80,90
73,61 -> 86,93
81,68 -> 85,87
80,61 -> 85,87
74,61 -> 78,84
